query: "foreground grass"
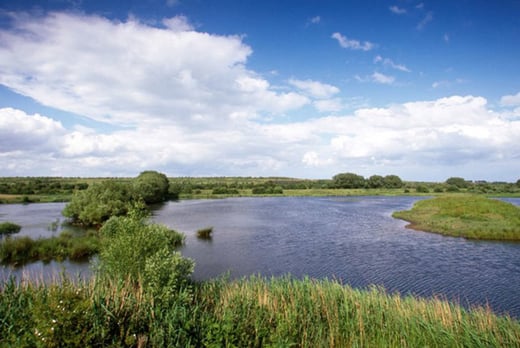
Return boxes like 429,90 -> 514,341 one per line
393,195 -> 520,240
1,276 -> 519,347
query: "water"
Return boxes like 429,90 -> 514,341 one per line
153,196 -> 520,317
1,196 -> 520,318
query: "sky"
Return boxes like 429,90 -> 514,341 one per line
0,0 -> 519,181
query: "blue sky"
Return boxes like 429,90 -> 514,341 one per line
0,0 -> 519,181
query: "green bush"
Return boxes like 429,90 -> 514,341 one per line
98,214 -> 193,294
0,221 -> 21,235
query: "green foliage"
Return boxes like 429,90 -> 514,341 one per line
134,170 -> 170,204
32,283 -> 93,347
332,172 -> 366,189
62,180 -> 141,227
0,221 -> 21,235
383,174 -> 403,188
0,231 -> 99,265
446,176 -> 469,188
367,175 -> 384,188
393,195 -> 520,240
98,214 -> 192,294
415,185 -> 430,193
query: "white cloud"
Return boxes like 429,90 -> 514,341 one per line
288,79 -> 340,99
162,15 -> 193,31
0,12 -> 518,181
371,72 -> 395,85
331,32 -> 375,51
314,98 -> 343,113
501,91 -> 520,106
0,108 -> 65,152
0,12 -> 307,129
374,55 -> 411,72
1,95 -> 519,180
389,6 -> 407,14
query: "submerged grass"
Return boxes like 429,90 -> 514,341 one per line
393,195 -> 520,240
1,275 -> 519,347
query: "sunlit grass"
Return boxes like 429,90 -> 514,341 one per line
2,275 -> 519,347
393,195 -> 520,240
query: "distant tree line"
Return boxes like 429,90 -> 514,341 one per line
332,173 -> 404,189
0,177 -> 89,195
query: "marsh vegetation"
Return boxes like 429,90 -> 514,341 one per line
393,195 -> 520,240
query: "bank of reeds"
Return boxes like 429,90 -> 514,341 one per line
1,275 -> 519,347
196,227 -> 213,239
0,231 -> 99,265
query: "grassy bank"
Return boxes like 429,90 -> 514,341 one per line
1,276 -> 519,347
393,195 -> 520,240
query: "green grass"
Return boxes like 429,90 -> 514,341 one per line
393,195 -> 520,240
1,275 -> 519,347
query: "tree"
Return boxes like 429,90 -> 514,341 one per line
134,170 -> 170,204
62,180 -> 141,227
383,175 -> 403,188
332,173 -> 366,189
446,177 -> 469,188
367,175 -> 384,188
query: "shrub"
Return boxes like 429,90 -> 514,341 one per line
98,214 -> 193,294
0,221 -> 21,235
416,185 -> 430,193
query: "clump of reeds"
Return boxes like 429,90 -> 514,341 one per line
196,227 -> 213,239
0,221 -> 21,235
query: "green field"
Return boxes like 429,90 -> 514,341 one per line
393,195 -> 520,240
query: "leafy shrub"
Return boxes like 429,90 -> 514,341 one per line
98,214 -> 193,294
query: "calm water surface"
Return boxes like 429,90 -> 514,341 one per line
1,196 -> 520,318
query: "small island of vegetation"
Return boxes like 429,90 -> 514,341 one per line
0,221 -> 21,235
393,195 -> 520,240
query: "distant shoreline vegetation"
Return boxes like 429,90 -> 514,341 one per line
1,174 -> 518,204
393,195 -> 520,240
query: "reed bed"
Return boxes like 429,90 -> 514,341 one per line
1,275 -> 519,347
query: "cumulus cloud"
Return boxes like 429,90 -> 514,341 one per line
501,91 -> 520,106
0,12 -> 307,128
1,95 -> 519,179
0,12 -> 518,180
331,32 -> 375,51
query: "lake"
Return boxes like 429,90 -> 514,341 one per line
1,196 -> 520,318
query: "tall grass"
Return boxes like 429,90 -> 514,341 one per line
2,275 -> 519,347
